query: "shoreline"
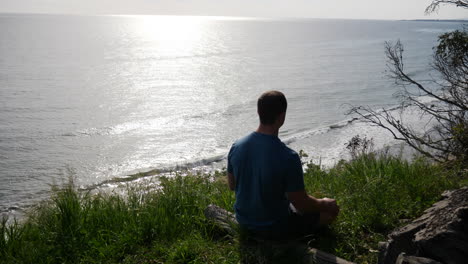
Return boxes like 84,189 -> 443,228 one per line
0,128 -> 417,221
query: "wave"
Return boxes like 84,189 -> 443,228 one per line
78,95 -> 441,191
61,119 -> 169,137
73,95 -> 434,140
284,94 -> 440,147
83,153 -> 227,191
60,99 -> 255,137
0,206 -> 20,214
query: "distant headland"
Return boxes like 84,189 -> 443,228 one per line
402,19 -> 468,22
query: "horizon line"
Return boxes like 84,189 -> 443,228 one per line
1,11 -> 467,21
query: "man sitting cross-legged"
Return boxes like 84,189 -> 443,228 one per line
227,90 -> 339,240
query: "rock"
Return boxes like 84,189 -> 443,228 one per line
395,253 -> 443,264
378,187 -> 468,264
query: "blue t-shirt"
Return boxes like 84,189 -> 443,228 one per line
227,132 -> 304,230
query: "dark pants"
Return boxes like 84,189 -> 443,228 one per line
242,209 -> 321,241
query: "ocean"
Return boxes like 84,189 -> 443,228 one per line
0,14 -> 464,216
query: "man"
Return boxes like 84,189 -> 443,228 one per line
227,90 -> 339,240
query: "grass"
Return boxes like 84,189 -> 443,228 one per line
303,153 -> 466,263
0,152 -> 466,264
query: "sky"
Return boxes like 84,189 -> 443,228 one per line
1,0 -> 467,20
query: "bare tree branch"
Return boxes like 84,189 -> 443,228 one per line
425,0 -> 468,14
348,30 -> 468,165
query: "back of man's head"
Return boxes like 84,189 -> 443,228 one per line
257,91 -> 287,125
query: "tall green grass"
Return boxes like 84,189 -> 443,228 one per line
1,172 -> 238,264
0,153 -> 465,263
303,153 -> 462,263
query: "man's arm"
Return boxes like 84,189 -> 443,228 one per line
287,190 -> 339,223
227,172 -> 235,191
287,190 -> 322,213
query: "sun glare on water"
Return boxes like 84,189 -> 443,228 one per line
131,16 -> 209,57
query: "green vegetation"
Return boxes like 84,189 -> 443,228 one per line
1,152 -> 466,264
303,153 -> 466,263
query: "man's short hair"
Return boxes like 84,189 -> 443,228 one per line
257,91 -> 287,125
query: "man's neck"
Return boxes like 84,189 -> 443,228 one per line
256,124 -> 279,136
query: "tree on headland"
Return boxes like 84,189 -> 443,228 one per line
348,4 -> 468,165
426,0 -> 468,14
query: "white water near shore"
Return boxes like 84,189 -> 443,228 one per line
0,14 -> 464,217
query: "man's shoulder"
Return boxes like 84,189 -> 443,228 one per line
230,132 -> 255,149
286,146 -> 299,156
228,133 -> 255,157
283,146 -> 300,161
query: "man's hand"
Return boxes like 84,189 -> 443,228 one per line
319,198 -> 339,217
287,191 -> 340,225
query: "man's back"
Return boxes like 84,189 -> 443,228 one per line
228,132 -> 304,230
227,91 -> 339,239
